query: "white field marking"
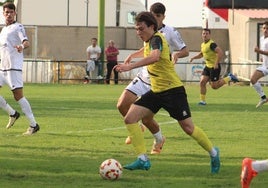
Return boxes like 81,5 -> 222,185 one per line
65,120 -> 177,134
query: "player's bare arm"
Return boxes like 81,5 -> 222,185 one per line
124,47 -> 144,64
214,46 -> 223,69
173,46 -> 189,63
255,46 -> 268,56
116,49 -> 160,72
190,52 -> 203,63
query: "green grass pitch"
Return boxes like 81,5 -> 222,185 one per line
0,83 -> 268,188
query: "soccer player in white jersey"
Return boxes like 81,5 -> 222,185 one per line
0,2 -> 40,135
250,21 -> 268,108
117,2 -> 189,154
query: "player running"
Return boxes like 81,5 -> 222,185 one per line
117,2 -> 189,154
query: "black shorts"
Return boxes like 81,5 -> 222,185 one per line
134,86 -> 191,121
202,65 -> 221,81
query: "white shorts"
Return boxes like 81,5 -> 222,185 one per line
86,60 -> 95,72
125,77 -> 151,97
256,65 -> 268,76
0,70 -> 23,90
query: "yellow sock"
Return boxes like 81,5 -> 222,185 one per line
191,126 -> 213,152
223,76 -> 231,84
126,123 -> 146,155
200,94 -> 206,102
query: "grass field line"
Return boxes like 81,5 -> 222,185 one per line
65,120 -> 177,134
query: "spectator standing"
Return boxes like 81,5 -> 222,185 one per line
84,37 -> 102,84
105,40 -> 119,84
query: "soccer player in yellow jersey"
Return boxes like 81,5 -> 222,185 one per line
114,11 -> 220,173
190,28 -> 239,105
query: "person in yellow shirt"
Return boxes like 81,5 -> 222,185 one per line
114,11 -> 220,173
190,28 -> 239,105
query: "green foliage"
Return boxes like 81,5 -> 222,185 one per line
0,83 -> 268,187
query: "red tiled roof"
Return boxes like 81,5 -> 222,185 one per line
235,9 -> 268,19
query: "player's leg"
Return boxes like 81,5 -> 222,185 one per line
199,74 -> 209,105
12,88 -> 40,135
117,78 -> 149,144
142,118 -> 165,154
168,86 -> 220,173
117,89 -> 138,117
251,68 -> 268,108
210,66 -> 238,89
9,71 -> 39,135
179,117 -> 220,173
123,104 -> 152,170
0,73 -> 20,128
0,95 -> 20,129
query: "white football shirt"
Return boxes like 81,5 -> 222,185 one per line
0,22 -> 28,71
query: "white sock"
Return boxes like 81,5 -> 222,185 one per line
153,130 -> 163,144
18,97 -> 37,127
138,154 -> 148,161
0,96 -> 15,115
209,148 -> 217,157
253,82 -> 266,98
252,160 -> 268,173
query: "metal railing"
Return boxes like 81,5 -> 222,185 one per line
22,59 -> 268,85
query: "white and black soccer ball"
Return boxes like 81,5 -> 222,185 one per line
99,159 -> 123,180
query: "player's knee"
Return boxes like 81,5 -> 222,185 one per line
117,102 -> 128,116
211,84 -> 219,89
250,78 -> 256,84
124,117 -> 135,125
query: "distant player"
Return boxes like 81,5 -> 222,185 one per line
190,28 -> 239,105
250,21 -> 268,108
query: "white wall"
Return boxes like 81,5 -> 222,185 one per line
17,0 -> 144,27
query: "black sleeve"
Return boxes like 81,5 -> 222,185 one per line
210,42 -> 218,51
150,35 -> 163,51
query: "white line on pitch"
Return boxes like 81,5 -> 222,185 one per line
66,120 -> 177,134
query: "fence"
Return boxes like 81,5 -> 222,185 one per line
22,59 -> 268,85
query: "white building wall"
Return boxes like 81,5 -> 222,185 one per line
15,0 -> 144,27
202,7 -> 228,29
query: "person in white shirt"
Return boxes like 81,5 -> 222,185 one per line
117,2 -> 189,154
0,2 -> 39,135
84,37 -> 102,83
251,21 -> 268,108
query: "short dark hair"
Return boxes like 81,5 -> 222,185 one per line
91,37 -> 97,41
150,2 -> 166,15
263,21 -> 268,26
203,28 -> 211,34
135,11 -> 158,32
3,2 -> 16,11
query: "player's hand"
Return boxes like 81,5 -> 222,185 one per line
114,64 -> 130,72
14,44 -> 24,53
254,46 -> 260,53
172,54 -> 178,64
189,58 -> 194,63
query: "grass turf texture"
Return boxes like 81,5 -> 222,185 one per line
0,83 -> 268,188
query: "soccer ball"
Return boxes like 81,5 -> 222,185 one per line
99,159 -> 123,180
